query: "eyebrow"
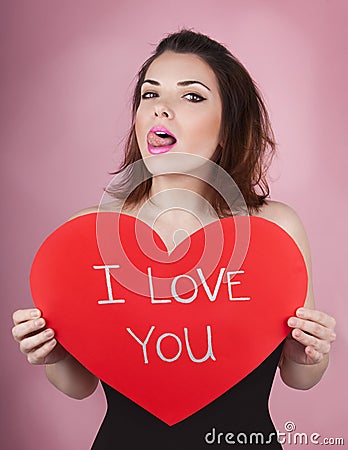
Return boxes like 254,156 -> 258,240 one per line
142,79 -> 211,91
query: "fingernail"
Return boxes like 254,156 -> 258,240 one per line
331,332 -> 336,340
45,329 -> 54,338
31,309 -> 40,318
35,318 -> 44,327
297,308 -> 304,317
288,318 -> 296,326
293,329 -> 301,338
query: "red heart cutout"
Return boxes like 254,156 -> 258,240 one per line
30,213 -> 307,425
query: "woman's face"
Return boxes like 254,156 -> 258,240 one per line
135,51 -> 223,175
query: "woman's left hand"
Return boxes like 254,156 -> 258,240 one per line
285,307 -> 336,365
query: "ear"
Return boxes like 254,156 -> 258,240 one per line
219,132 -> 225,148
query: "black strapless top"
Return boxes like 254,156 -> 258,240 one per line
91,341 -> 284,449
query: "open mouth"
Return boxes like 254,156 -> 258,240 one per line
147,127 -> 177,154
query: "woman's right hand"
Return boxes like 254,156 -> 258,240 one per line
12,308 -> 68,365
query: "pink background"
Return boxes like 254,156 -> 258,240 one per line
1,0 -> 347,448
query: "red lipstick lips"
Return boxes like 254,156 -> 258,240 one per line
147,126 -> 177,155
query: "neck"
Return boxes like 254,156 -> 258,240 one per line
148,173 -> 214,215
126,172 -> 217,233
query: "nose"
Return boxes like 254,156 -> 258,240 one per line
154,104 -> 174,119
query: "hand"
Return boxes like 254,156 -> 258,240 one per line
12,308 -> 68,365
285,307 -> 336,365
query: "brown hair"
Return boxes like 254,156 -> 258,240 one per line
108,29 -> 276,215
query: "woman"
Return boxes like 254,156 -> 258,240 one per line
12,29 -> 336,449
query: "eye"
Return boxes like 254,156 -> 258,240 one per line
141,91 -> 158,100
184,93 -> 206,103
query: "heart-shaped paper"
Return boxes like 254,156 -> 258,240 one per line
30,212 -> 307,425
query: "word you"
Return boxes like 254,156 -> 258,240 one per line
127,325 -> 216,364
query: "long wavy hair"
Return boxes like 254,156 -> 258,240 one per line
107,29 -> 277,215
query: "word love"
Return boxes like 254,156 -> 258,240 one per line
92,265 -> 251,305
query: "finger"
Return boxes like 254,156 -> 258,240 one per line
291,328 -> 331,354
304,345 -> 323,364
12,317 -> 46,342
20,328 -> 55,354
27,339 -> 57,365
288,316 -> 333,341
12,308 -> 41,326
296,308 -> 336,330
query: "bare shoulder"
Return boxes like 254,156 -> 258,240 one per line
252,199 -> 312,262
254,200 -> 313,305
255,199 -> 314,307
253,199 -> 308,243
68,200 -> 123,221
68,206 -> 99,220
